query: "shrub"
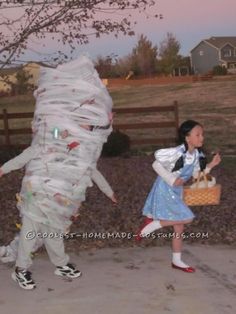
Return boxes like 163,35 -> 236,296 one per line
212,65 -> 227,76
0,148 -> 23,164
102,130 -> 130,157
11,68 -> 33,95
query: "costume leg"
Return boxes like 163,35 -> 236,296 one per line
16,215 -> 40,269
0,234 -> 19,263
41,224 -> 69,267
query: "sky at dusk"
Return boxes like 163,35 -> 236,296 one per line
74,0 -> 236,59
11,0 -> 236,62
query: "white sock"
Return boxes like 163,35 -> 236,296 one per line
172,252 -> 189,268
141,220 -> 162,237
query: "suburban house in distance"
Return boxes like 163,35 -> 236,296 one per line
190,36 -> 236,74
0,62 -> 46,94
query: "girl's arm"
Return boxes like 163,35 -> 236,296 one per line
0,145 -> 40,175
91,168 -> 117,203
207,153 -> 221,170
152,146 -> 183,186
152,160 -> 177,186
192,153 -> 221,178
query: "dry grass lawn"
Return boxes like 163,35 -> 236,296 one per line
0,77 -> 235,165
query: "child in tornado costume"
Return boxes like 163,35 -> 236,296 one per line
0,56 -> 113,290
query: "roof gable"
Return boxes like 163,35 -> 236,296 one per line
205,37 -> 236,49
221,43 -> 235,50
191,36 -> 236,53
190,40 -> 218,53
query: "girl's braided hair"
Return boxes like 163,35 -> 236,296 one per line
172,120 -> 207,172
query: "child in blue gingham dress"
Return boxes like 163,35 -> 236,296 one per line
137,120 -> 221,273
143,144 -> 197,221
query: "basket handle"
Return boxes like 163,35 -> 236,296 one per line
196,170 -> 208,188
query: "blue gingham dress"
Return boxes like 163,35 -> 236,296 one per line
142,147 -> 197,221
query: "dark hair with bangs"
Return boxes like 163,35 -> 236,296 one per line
172,120 -> 207,172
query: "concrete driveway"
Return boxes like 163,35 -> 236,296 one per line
0,244 -> 235,314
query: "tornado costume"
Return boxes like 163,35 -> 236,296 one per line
1,56 -> 113,271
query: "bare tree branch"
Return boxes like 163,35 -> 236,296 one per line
0,0 -> 160,69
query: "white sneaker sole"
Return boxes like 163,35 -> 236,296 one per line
11,272 -> 36,290
54,269 -> 82,278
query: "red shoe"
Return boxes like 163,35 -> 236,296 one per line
171,263 -> 196,273
135,217 -> 153,242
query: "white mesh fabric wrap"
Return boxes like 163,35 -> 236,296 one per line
17,56 -> 113,232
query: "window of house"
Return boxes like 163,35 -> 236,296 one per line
234,49 -> 236,56
199,50 -> 204,56
223,50 -> 232,57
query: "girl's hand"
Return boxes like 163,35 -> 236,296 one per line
208,153 -> 221,169
173,178 -> 184,186
110,193 -> 118,204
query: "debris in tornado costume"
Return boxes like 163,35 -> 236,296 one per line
22,56 -> 113,232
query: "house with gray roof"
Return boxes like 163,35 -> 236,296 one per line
190,36 -> 236,74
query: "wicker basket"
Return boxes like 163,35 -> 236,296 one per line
183,171 -> 221,206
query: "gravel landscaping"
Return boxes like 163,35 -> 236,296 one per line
0,154 -> 235,251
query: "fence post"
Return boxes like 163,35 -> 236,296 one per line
3,109 -> 11,147
173,101 -> 179,142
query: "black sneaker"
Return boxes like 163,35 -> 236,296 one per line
54,263 -> 82,278
12,268 -> 36,290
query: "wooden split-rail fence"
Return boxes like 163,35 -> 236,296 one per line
0,101 -> 179,149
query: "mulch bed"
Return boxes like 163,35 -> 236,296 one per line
0,155 -> 235,252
